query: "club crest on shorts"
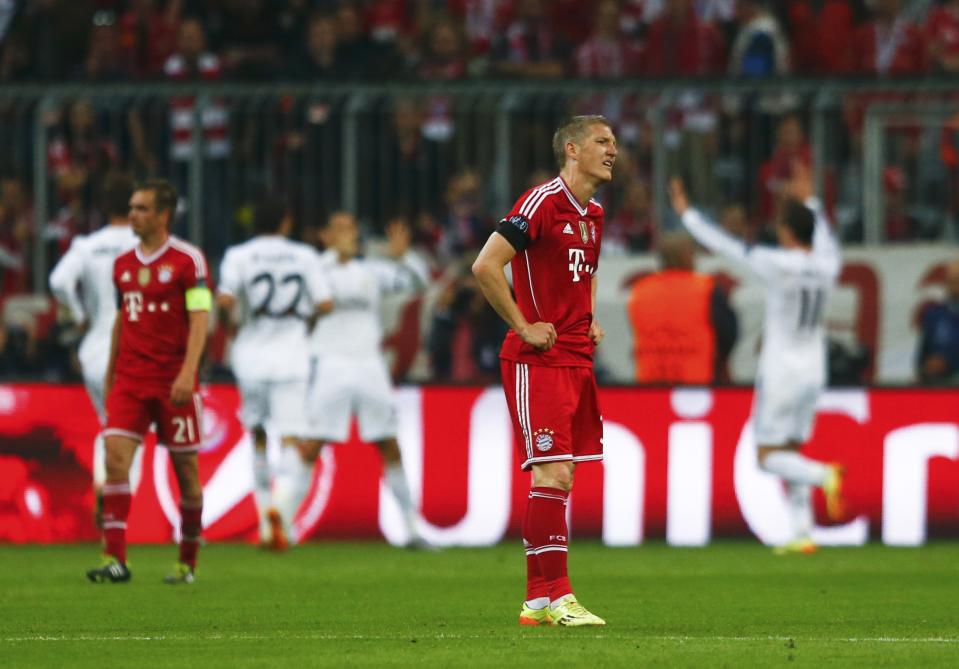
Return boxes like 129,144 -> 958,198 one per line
533,428 -> 555,452
137,267 -> 151,286
157,264 -> 174,283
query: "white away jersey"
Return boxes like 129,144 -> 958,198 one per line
49,225 -> 138,378
218,236 -> 331,381
681,197 -> 841,385
310,249 -> 428,358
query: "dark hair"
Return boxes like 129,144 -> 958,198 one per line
100,172 -> 135,220
136,179 -> 178,220
254,196 -> 289,234
783,198 -> 815,246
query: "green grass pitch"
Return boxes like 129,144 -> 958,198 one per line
3,541 -> 959,667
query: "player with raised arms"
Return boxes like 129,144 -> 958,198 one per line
669,162 -> 845,554
86,179 -> 212,584
472,115 -> 616,626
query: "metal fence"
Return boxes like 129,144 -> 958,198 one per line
1,80 -> 958,292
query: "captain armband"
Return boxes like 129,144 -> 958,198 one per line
185,286 -> 213,311
496,215 -> 531,252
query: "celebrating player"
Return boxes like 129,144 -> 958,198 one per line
669,163 -> 845,555
472,115 -> 615,626
216,196 -> 331,550
299,212 -> 430,548
86,179 -> 212,584
49,173 -> 143,526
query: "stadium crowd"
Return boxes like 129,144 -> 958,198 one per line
0,0 -> 956,385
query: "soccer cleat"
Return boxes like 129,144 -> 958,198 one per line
823,464 -> 846,521
406,536 -> 440,552
773,539 -> 818,555
548,595 -> 606,627
267,509 -> 288,552
163,562 -> 196,585
86,555 -> 131,583
518,603 -> 552,626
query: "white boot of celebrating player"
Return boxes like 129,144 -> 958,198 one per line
272,443 -> 313,546
250,429 -> 274,545
379,439 -> 432,549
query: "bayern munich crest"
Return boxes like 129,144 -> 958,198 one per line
533,428 -> 555,452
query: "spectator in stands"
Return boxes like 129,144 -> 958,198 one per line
216,0 -> 281,79
852,0 -> 926,76
787,0 -> 856,74
0,176 -> 31,294
118,0 -> 179,79
926,0 -> 959,73
917,259 -> 959,384
606,180 -> 656,252
293,13 -> 342,80
79,11 -> 128,81
333,2 -> 399,80
728,0 -> 790,77
490,0 -> 567,79
881,165 -> 923,241
574,0 -> 643,78
758,114 -> 811,222
428,266 -> 507,383
644,0 -> 725,76
418,17 -> 468,81
436,170 -> 491,264
627,231 -> 738,384
9,0 -> 94,81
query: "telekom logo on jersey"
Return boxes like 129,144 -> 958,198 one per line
123,292 -> 144,321
568,248 -> 594,283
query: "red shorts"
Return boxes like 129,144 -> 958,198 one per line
501,361 -> 603,471
104,379 -> 204,453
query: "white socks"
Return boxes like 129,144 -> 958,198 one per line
525,597 -> 549,610
252,447 -> 272,539
384,461 -> 419,538
273,446 -> 313,544
786,482 -> 813,541
761,451 -> 828,487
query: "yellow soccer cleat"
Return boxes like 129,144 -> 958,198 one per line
163,561 -> 196,585
548,595 -> 606,627
823,464 -> 846,521
518,603 -> 552,626
773,539 -> 818,555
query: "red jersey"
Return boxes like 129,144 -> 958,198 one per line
113,236 -> 209,389
497,176 -> 603,368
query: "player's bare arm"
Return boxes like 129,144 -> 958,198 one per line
589,276 -> 604,345
170,310 -> 208,406
669,178 -> 690,216
472,232 -> 556,351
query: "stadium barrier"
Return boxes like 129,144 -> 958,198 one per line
1,383 -> 956,546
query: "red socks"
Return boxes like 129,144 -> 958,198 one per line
102,481 -> 132,564
523,487 -> 572,602
178,498 -> 203,569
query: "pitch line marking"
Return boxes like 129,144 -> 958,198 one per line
4,634 -> 959,644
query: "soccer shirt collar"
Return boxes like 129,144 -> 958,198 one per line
135,237 -> 172,265
558,176 -> 588,217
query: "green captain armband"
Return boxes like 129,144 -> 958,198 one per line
185,286 -> 213,311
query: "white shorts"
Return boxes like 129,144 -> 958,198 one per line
752,374 -> 823,446
305,355 -> 397,443
237,378 -> 310,438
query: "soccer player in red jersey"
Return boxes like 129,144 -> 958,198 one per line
472,116 -> 616,626
86,179 -> 212,585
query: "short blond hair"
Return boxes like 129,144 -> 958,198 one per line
552,115 -> 612,169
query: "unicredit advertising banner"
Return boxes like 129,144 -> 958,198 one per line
1,384 -> 957,546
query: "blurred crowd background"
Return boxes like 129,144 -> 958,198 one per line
1,0 -> 959,385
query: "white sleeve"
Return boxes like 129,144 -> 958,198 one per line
369,252 -> 429,295
49,237 -> 87,324
806,196 -> 842,277
305,251 -> 332,305
217,249 -> 241,297
681,208 -> 780,279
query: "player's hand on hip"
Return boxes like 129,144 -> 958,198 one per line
519,322 -> 557,351
169,372 -> 194,406
589,319 -> 604,345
